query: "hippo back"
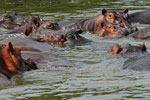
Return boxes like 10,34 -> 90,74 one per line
123,54 -> 150,71
129,9 -> 150,24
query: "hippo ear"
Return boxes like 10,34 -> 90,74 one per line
101,22 -> 107,29
33,17 -> 37,24
124,8 -> 129,13
8,42 -> 15,54
102,9 -> 107,15
33,17 -> 40,27
24,24 -> 32,36
139,42 -> 147,52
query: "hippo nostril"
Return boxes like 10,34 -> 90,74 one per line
119,20 -> 122,24
116,48 -> 123,54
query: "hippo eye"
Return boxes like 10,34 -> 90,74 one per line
109,15 -> 112,17
48,24 -> 52,27
108,26 -> 111,29
47,24 -> 53,29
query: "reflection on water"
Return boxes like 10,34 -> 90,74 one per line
0,0 -> 150,100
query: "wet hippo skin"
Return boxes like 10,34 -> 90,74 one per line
24,21 -> 92,46
0,11 -> 43,33
0,37 -> 74,68
128,25 -> 150,39
111,43 -> 150,71
123,55 -> 150,71
0,42 -> 38,88
111,43 -> 147,58
58,9 -> 137,37
129,9 -> 150,24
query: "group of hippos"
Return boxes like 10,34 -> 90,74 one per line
0,8 -> 150,87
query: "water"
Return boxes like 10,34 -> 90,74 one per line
0,0 -> 150,100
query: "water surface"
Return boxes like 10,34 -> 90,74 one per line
0,0 -> 150,100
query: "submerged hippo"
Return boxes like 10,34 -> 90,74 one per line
123,54 -> 150,71
128,9 -> 150,24
111,43 -> 147,58
0,37 -> 74,68
0,42 -> 37,87
128,25 -> 150,39
58,8 -> 137,37
110,43 -> 150,71
24,21 -> 91,46
0,11 -> 43,31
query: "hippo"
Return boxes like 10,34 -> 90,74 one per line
23,21 -> 135,47
128,25 -> 150,39
128,9 -> 150,24
99,22 -> 132,38
58,9 -> 137,37
23,21 -> 91,46
0,37 -> 74,68
110,43 -> 150,71
0,11 -> 43,31
111,43 -> 147,58
0,15 -> 43,35
0,42 -> 38,87
123,54 -> 150,71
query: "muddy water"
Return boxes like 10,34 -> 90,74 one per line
0,0 -> 150,100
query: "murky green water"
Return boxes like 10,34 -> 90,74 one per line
0,0 -> 150,100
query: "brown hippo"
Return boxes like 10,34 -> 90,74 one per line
58,9 -> 137,37
0,42 -> 37,87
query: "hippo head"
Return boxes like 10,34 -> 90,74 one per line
0,12 -> 12,22
116,8 -> 129,22
100,8 -> 137,34
25,21 -> 67,45
111,43 -> 147,57
99,22 -> 130,38
24,21 -> 60,36
0,42 -> 38,78
101,8 -> 129,24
